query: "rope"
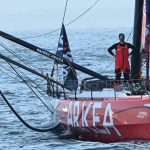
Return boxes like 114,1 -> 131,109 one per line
2,59 -> 53,114
0,42 -> 43,72
0,61 -> 62,127
0,65 -> 21,81
0,61 -> 47,95
2,0 -> 101,40
0,62 -> 18,76
0,90 -> 60,132
0,61 -> 51,99
0,42 -> 55,97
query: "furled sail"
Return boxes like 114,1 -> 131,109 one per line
140,0 -> 146,78
141,0 -> 146,49
56,23 -> 78,91
145,0 -> 150,80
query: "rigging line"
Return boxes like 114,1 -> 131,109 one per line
3,36 -> 54,68
0,68 -> 49,95
18,0 -> 101,39
126,5 -> 143,42
4,60 -> 54,114
65,0 -> 100,27
60,0 -> 69,47
29,77 -> 46,90
100,5 -> 144,75
66,1 -> 136,77
0,68 -> 37,89
20,76 -> 49,97
0,64 -> 34,84
96,5 -> 144,75
0,60 -> 45,90
0,43 -> 28,65
62,50 -> 110,90
1,39 -> 56,82
0,90 -> 60,132
12,67 -> 48,94
0,62 -> 50,101
0,66 -> 21,82
12,65 -> 54,114
0,62 -> 19,77
82,2 -> 143,75
11,67 -> 53,106
70,51 -> 113,78
62,58 -> 95,91
99,59 -> 114,74
0,42 -> 41,71
0,43 -> 52,95
15,69 -> 55,111
51,0 -> 69,77
57,53 -> 100,92
0,65 -> 47,94
62,0 -> 69,24
0,59 -> 47,94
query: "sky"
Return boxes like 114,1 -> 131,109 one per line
0,0 -> 135,31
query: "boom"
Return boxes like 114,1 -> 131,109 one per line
0,31 -> 109,80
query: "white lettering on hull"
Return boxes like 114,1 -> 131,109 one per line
67,101 -> 121,136
93,102 -> 102,126
68,101 -> 73,125
103,103 -> 113,127
82,102 -> 92,127
74,101 -> 80,127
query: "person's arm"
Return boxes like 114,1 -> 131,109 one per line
107,44 -> 116,57
127,43 -> 136,55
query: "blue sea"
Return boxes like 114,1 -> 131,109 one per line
0,28 -> 149,149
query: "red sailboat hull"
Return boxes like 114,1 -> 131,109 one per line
56,96 -> 150,143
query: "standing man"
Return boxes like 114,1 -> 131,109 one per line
108,33 -> 135,84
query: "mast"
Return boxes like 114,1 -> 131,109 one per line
131,0 -> 144,79
0,31 -> 109,80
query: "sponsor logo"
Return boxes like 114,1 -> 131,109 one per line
67,101 -> 121,136
137,112 -> 147,119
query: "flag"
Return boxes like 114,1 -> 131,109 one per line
56,23 -> 78,91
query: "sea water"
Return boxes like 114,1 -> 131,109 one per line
0,28 -> 148,150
